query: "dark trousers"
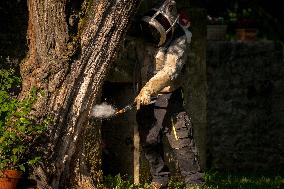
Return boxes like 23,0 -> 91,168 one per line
136,89 -> 204,187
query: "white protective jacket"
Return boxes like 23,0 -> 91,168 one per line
140,26 -> 191,96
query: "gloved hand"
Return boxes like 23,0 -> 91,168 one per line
134,88 -> 152,110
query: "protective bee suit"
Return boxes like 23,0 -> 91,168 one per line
135,1 -> 204,188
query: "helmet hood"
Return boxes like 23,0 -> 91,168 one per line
140,0 -> 178,46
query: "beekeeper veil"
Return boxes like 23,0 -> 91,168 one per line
140,0 -> 178,46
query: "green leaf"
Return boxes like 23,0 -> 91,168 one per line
12,148 -> 18,154
18,125 -> 26,132
11,155 -> 18,164
8,132 -> 16,140
19,164 -> 25,172
1,104 -> 8,111
28,157 -> 41,165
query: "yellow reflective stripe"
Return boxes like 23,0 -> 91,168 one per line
171,117 -> 178,141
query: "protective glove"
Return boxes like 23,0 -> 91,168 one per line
134,88 -> 152,110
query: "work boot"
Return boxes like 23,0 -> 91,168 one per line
185,173 -> 205,189
149,181 -> 168,189
186,184 -> 203,189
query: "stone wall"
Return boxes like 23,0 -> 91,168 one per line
207,41 -> 284,172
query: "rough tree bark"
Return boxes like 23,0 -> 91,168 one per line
20,0 -> 141,188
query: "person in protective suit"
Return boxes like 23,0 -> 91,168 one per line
135,1 -> 204,188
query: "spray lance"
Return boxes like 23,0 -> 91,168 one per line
114,103 -> 136,115
92,97 -> 157,119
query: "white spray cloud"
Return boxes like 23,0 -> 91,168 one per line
91,102 -> 116,119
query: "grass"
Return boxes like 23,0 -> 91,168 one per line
204,171 -> 284,189
98,171 -> 284,189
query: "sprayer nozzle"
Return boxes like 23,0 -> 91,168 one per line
115,104 -> 135,115
115,109 -> 125,115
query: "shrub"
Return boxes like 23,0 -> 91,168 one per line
0,68 -> 49,172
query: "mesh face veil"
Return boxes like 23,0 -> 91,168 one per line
140,0 -> 178,46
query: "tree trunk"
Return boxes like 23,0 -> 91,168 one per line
20,0 -> 141,188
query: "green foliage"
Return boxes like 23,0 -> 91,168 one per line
226,8 -> 255,23
98,174 -> 199,189
0,69 -> 20,129
97,174 -> 150,189
226,9 -> 238,23
205,171 -> 284,189
96,172 -> 284,189
102,174 -> 142,189
0,69 -> 50,172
